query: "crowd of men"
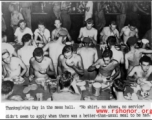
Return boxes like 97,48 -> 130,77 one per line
2,2 -> 152,101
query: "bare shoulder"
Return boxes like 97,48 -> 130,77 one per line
58,54 -> 64,60
112,59 -> 119,65
30,57 -> 35,63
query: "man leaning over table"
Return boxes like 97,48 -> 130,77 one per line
29,48 -> 55,84
88,49 -> 120,88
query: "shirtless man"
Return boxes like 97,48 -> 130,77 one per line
77,37 -> 98,80
120,22 -> 138,44
78,18 -> 97,45
128,56 -> 152,86
2,50 -> 27,79
17,34 -> 36,77
100,21 -> 119,44
125,37 -> 152,72
2,31 -> 17,57
29,48 -> 55,81
51,19 -> 71,41
43,29 -> 67,75
58,45 -> 84,76
107,36 -> 124,64
88,49 -> 120,85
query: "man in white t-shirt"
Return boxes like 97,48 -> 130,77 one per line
120,22 -> 138,44
85,1 -> 93,21
14,20 -> 33,45
100,21 -> 119,44
34,22 -> 50,47
17,34 -> 36,77
78,18 -> 97,45
2,32 -> 17,57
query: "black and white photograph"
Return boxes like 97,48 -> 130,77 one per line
1,1 -> 152,102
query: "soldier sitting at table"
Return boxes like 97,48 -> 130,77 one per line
2,49 -> 27,79
29,47 -> 55,84
88,49 -> 120,87
2,32 -> 17,57
2,81 -> 14,101
52,71 -> 81,101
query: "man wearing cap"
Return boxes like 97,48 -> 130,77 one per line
78,18 -> 97,45
125,37 -> 152,72
77,37 -> 98,80
100,21 -> 119,44
51,19 -> 71,41
43,29 -> 67,75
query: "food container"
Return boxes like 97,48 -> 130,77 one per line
92,82 -> 102,96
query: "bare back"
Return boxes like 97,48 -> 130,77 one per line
77,47 -> 98,69
48,41 -> 65,64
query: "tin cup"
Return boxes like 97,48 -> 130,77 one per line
92,82 -> 102,96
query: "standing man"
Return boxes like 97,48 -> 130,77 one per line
78,18 -> 97,45
77,37 -> 98,80
84,1 -> 93,22
9,3 -> 24,32
19,2 -> 32,29
116,2 -> 126,32
100,21 -> 119,44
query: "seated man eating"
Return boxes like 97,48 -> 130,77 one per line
128,55 -> 152,85
29,47 -> 55,84
2,50 -> 27,79
88,49 -> 120,88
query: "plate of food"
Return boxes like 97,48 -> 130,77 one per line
13,76 -> 25,85
25,94 -> 35,101
9,95 -> 23,101
30,84 -> 38,91
76,81 -> 86,86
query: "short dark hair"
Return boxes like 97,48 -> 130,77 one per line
60,71 -> 72,88
62,45 -> 73,54
2,81 -> 14,95
123,86 -> 134,96
2,31 -> 7,38
22,34 -> 32,44
102,49 -> 113,58
33,47 -> 43,57
86,18 -> 93,24
107,36 -> 117,46
139,56 -> 151,64
2,50 -> 10,56
110,21 -> 117,26
18,20 -> 26,26
38,21 -> 45,26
